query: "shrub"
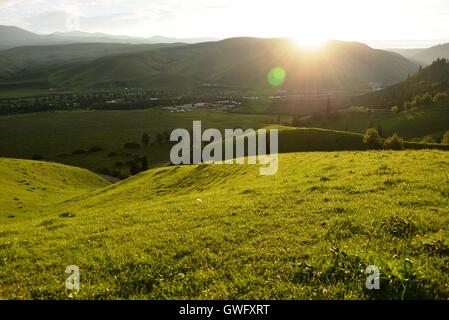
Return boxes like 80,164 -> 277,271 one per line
422,135 -> 436,144
363,128 -> 382,149
141,133 -> 150,146
442,131 -> 449,145
391,105 -> 399,113
433,92 -> 448,104
383,133 -> 404,150
413,93 -> 433,108
404,101 -> 413,110
422,92 -> 433,105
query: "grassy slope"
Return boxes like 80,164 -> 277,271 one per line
0,108 -> 446,178
1,151 -> 448,299
0,158 -> 109,222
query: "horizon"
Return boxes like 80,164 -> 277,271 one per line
2,24 -> 449,50
1,0 -> 449,49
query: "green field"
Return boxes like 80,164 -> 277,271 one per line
295,104 -> 449,140
0,109 -> 286,176
1,151 -> 449,299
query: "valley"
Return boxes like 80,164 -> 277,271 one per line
1,21 -> 449,302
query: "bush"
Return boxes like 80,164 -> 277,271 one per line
413,93 -> 433,108
433,92 -> 448,104
141,133 -> 150,146
72,149 -> 86,155
442,131 -> 449,145
363,128 -> 382,149
404,101 -> 413,110
124,142 -> 140,149
391,105 -> 399,113
383,133 -> 404,150
422,135 -> 436,144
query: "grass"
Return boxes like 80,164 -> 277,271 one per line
0,107 -> 446,179
0,158 -> 109,223
296,104 -> 449,140
1,150 -> 449,299
0,109 -> 283,175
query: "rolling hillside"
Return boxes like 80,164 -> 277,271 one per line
0,38 -> 418,91
0,158 -> 109,222
357,58 -> 449,108
1,151 -> 448,299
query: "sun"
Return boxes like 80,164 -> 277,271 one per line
292,36 -> 328,52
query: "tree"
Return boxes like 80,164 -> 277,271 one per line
422,92 -> 433,106
383,133 -> 403,150
377,125 -> 384,138
163,131 -> 171,143
141,132 -> 150,146
141,156 -> 149,171
156,133 -> 164,145
363,128 -> 382,149
433,92 -> 448,104
442,131 -> 449,144
404,101 -> 413,111
422,135 -> 436,144
129,160 -> 140,175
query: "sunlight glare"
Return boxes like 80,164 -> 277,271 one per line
292,36 -> 328,52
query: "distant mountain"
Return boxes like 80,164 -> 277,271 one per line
0,25 -> 217,51
412,43 -> 449,65
388,48 -> 426,61
390,43 -> 449,66
0,38 -> 418,91
148,35 -> 217,44
0,42 -> 186,78
0,26 -> 46,50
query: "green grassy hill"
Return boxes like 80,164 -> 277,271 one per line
1,151 -> 448,299
0,158 -> 109,222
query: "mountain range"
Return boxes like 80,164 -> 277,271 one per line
389,43 -> 449,65
0,35 -> 419,91
0,25 -> 216,51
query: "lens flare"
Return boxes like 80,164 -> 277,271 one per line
267,67 -> 286,87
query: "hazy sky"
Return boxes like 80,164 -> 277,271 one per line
1,0 -> 449,48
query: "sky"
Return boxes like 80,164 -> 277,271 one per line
1,0 -> 449,48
